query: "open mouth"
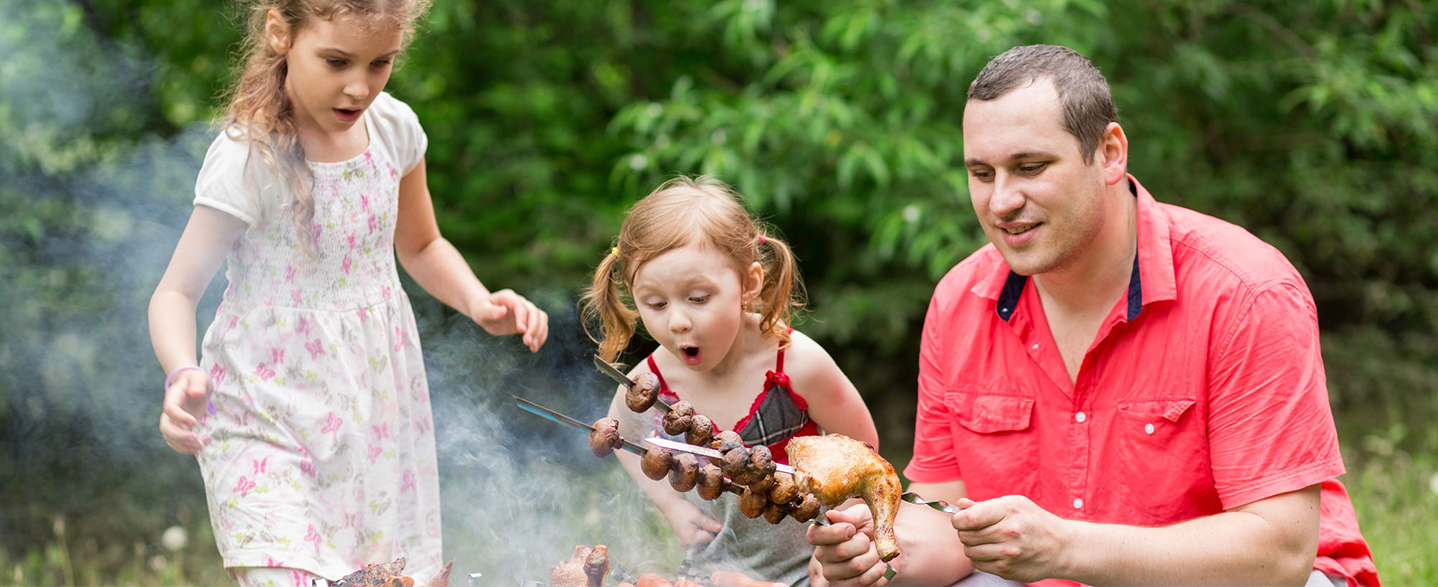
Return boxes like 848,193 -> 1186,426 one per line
679,345 -> 702,366
334,108 -> 362,123
1004,223 -> 1038,235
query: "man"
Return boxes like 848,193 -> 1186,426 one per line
807,45 -> 1377,587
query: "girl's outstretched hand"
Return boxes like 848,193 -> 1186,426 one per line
160,369 -> 210,455
469,289 -> 549,352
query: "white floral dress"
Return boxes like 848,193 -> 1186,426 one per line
192,92 -> 441,581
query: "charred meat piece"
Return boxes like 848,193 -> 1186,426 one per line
662,401 -> 695,435
685,414 -> 715,447
589,417 -> 624,458
787,434 -> 903,562
668,452 -> 700,492
626,372 -> 659,413
424,562 -> 453,587
696,464 -> 726,500
552,545 -> 609,587
584,545 -> 610,587
332,557 -> 407,587
791,493 -> 821,523
737,485 -> 769,519
641,445 -> 676,481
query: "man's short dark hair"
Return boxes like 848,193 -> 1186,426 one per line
968,45 -> 1118,164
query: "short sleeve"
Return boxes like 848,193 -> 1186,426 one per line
368,92 -> 428,175
1207,282 -> 1345,509
903,294 -> 964,483
192,131 -> 265,226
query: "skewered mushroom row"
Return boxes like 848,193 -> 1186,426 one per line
617,372 -> 823,526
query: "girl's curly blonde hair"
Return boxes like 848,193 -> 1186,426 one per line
581,176 -> 806,362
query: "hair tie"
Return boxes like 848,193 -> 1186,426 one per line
610,247 -> 619,258
758,235 -> 767,246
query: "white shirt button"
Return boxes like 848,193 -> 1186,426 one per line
1145,423 -> 1155,434
1073,498 -> 1083,509
1075,412 -> 1086,423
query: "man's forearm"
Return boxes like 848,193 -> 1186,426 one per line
1058,486 -> 1320,586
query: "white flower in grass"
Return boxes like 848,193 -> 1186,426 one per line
162,526 -> 188,551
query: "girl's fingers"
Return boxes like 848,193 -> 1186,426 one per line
164,402 -> 197,428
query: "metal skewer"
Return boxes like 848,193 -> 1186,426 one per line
593,354 -> 672,414
512,396 -> 648,456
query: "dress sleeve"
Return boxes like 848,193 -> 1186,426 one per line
1206,282 -> 1345,509
192,131 -> 264,226
371,92 -> 428,175
902,293 -> 963,483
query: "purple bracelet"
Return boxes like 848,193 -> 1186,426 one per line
164,365 -> 209,391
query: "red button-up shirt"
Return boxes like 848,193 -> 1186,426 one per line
905,176 -> 1377,586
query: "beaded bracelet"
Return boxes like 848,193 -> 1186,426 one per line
164,365 -> 209,392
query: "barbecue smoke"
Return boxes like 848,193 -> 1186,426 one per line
0,1 -> 682,581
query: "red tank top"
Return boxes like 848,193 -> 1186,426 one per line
646,343 -> 820,464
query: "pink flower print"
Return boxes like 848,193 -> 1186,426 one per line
291,570 -> 308,587
342,251 -> 353,275
373,423 -> 390,441
360,193 -> 370,212
209,364 -> 225,384
368,213 -> 378,233
347,233 -> 356,250
305,339 -> 327,360
309,221 -> 323,243
297,316 -> 312,336
255,363 -> 276,382
252,457 -> 269,476
381,286 -> 391,299
367,444 -> 382,465
271,347 -> 285,366
235,476 -> 256,498
393,326 -> 406,352
343,509 -> 361,530
300,460 -> 316,478
357,307 -> 368,322
264,557 -> 285,568
304,525 -> 321,554
401,470 -> 416,493
285,263 -> 296,283
292,288 -> 303,306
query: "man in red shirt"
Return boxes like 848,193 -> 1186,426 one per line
806,45 -> 1377,587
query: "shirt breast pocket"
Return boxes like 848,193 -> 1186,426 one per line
1114,398 -> 1210,523
945,390 -> 1039,500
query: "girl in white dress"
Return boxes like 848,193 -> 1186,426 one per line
148,2 -> 549,585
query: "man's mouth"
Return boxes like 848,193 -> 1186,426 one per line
1003,224 -> 1038,235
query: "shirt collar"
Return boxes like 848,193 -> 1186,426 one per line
972,174 -> 1177,322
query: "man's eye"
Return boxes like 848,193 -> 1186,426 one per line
970,169 -> 994,181
1019,163 -> 1048,175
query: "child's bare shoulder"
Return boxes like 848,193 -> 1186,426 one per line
778,329 -> 845,388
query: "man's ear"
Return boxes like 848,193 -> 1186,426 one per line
743,261 -> 764,306
1098,122 -> 1129,186
265,9 -> 291,55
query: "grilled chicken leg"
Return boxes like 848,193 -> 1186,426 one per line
786,434 -> 902,561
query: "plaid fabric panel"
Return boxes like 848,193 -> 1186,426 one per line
738,383 -> 810,446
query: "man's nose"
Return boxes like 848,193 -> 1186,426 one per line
989,174 -> 1026,218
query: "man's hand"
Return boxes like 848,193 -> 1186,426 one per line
807,504 -> 891,587
468,289 -> 549,352
952,495 -> 1070,583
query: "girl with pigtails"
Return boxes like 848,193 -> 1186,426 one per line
148,1 -> 548,584
581,176 -> 879,586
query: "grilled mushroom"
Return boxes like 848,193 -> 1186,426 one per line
737,486 -> 769,519
641,445 -> 675,481
668,452 -> 700,492
696,464 -> 726,500
685,415 -> 715,447
625,373 -> 659,413
662,401 -> 695,436
588,418 -> 623,458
